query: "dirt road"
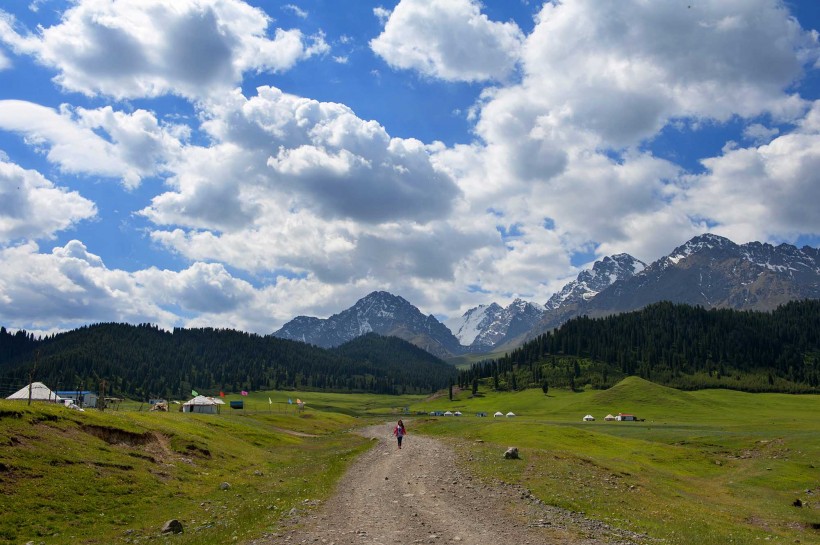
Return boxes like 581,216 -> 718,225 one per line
258,424 -> 650,545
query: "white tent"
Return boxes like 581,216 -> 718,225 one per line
506,412 -> 516,417
604,414 -> 616,421
454,411 -> 462,416
6,382 -> 62,403
182,395 -> 220,414
493,411 -> 504,417
583,414 -> 595,421
444,411 -> 454,416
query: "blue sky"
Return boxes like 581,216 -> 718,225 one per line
1,0 -> 819,335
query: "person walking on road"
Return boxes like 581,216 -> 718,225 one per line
393,420 -> 406,449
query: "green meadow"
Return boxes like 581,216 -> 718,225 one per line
414,377 -> 820,544
1,379 -> 818,545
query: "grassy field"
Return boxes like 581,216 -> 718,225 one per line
0,396 -> 375,545
412,377 -> 820,545
1,380 -> 818,545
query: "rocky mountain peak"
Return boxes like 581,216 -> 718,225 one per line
273,290 -> 462,358
450,298 -> 545,350
545,252 -> 646,311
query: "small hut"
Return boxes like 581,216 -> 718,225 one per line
505,411 -> 516,417
604,414 -> 616,421
583,414 -> 595,421
182,395 -> 220,414
493,411 -> 504,417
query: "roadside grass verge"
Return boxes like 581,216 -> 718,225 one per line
412,378 -> 820,545
0,400 -> 369,545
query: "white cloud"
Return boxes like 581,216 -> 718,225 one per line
0,0 -> 327,99
370,0 -> 523,82
518,0 -> 818,148
373,7 -> 390,25
0,49 -> 10,70
283,4 -> 308,19
135,262 -> 255,314
0,241 -> 178,331
0,160 -> 97,242
0,240 -> 284,333
144,86 -> 460,230
743,123 -> 780,144
681,106 -> 820,242
0,100 -> 184,188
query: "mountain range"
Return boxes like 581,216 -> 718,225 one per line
273,234 -> 820,357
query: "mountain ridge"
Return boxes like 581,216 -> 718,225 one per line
273,233 -> 820,358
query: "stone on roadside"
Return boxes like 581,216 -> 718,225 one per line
161,519 -> 183,534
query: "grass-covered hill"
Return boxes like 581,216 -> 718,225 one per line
0,324 -> 457,400
460,299 -> 820,393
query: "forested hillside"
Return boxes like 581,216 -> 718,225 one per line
459,300 -> 820,393
0,324 -> 457,400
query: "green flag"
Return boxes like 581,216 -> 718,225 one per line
191,390 -> 199,396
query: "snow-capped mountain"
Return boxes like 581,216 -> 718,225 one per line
545,253 -> 647,311
273,291 -> 463,358
451,299 -> 546,351
273,235 -> 819,359
522,253 -> 648,340
588,233 -> 820,314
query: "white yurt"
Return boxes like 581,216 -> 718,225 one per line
604,414 -> 616,421
583,414 -> 595,421
6,382 -> 62,403
505,411 -> 516,417
444,411 -> 454,416
454,411 -> 462,416
493,411 -> 504,417
182,395 -> 220,414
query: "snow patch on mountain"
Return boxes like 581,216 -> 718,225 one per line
545,253 -> 646,311
451,299 -> 545,350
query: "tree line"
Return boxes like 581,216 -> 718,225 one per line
459,300 -> 820,394
0,324 -> 457,400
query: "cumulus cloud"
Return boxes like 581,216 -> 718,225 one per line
743,123 -> 780,144
0,100 -> 184,188
144,86 -> 460,229
681,105 -> 820,242
370,0 -> 523,82
0,0 -> 328,99
0,160 -> 97,242
0,241 -> 176,331
518,0 -> 818,148
0,240 -> 273,333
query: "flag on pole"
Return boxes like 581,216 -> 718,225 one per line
241,390 -> 248,396
268,397 -> 272,405
219,391 -> 225,398
191,390 -> 199,396
288,398 -> 292,404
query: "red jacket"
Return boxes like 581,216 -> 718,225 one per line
394,425 -> 406,437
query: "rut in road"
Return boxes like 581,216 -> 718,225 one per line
261,423 -> 650,545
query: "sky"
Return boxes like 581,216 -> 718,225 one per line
1,0 -> 820,336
